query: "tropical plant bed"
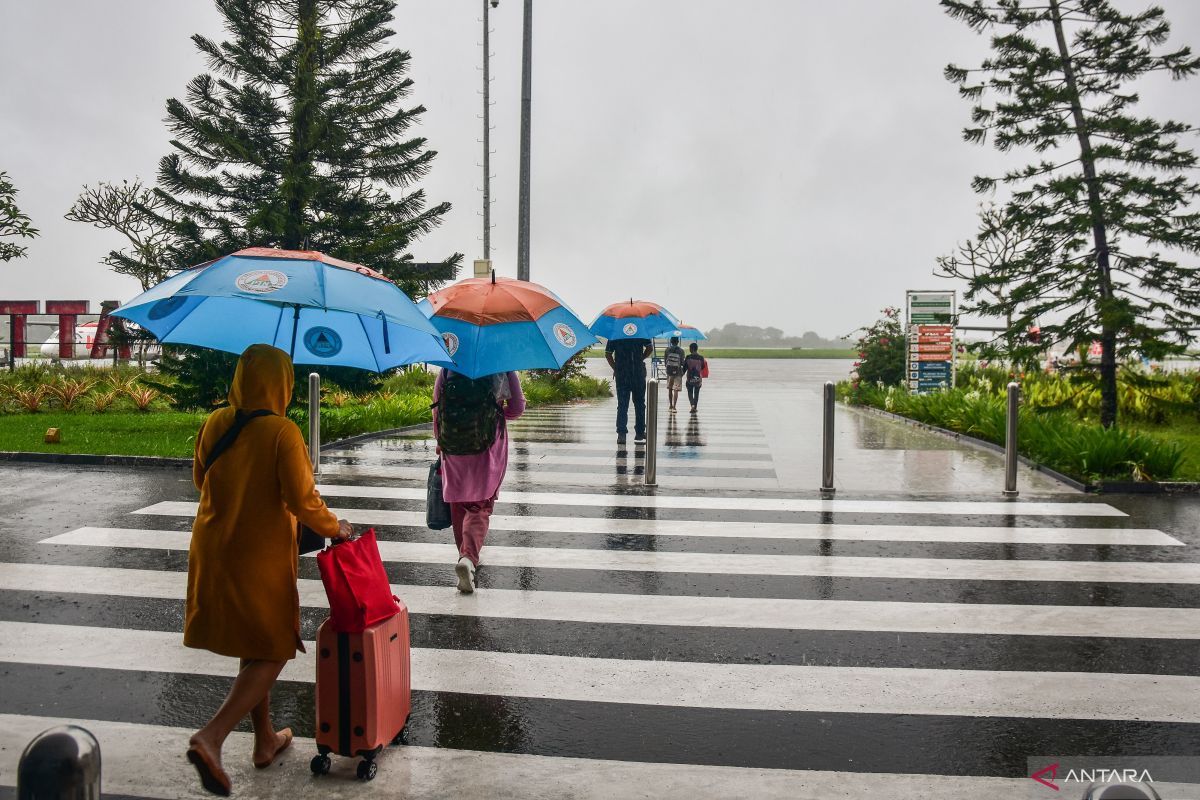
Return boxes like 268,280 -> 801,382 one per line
0,371 -> 612,459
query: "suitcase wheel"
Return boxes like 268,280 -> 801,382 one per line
357,760 -> 378,781
310,754 -> 332,775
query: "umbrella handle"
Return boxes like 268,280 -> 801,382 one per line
378,311 -> 391,354
289,305 -> 300,356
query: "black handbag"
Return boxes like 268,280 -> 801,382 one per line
426,459 -> 452,530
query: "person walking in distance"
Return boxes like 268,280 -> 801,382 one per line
663,336 -> 686,414
684,342 -> 708,414
433,369 -> 526,593
606,336 -> 653,443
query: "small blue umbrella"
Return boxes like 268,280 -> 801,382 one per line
588,299 -> 681,341
418,275 -> 597,379
665,324 -> 708,341
113,248 -> 452,372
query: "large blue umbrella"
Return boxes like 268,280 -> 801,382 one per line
113,248 -> 452,372
417,275 -> 597,379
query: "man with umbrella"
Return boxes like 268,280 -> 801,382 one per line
591,301 -> 681,446
605,336 -> 653,445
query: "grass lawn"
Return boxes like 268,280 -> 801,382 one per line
0,411 -> 206,458
1130,416 -> 1200,481
584,347 -> 856,359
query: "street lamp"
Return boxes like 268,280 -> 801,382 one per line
482,0 -> 499,261
517,0 -> 531,281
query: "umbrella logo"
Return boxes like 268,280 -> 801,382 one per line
553,323 -> 577,348
304,326 -> 342,358
442,332 -> 460,356
623,322 -> 638,336
235,270 -> 289,294
147,296 -> 187,320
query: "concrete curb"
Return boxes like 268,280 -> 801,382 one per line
0,451 -> 191,469
847,403 -> 1200,495
0,422 -> 436,470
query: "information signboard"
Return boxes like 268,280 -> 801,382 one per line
905,290 -> 956,395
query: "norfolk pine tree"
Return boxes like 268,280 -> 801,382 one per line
153,0 -> 460,296
943,0 -> 1200,427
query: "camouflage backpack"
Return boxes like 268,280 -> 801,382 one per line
435,372 -> 502,455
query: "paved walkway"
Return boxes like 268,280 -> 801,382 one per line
1,361 -> 1198,798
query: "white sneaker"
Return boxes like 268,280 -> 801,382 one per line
455,557 -> 475,594
634,436 -> 646,445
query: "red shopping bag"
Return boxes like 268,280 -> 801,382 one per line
317,528 -> 400,633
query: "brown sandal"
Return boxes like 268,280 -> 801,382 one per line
253,728 -> 293,769
187,743 -> 232,796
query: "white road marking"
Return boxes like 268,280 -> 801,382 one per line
0,713 -> 1064,800
41,528 -> 1198,583
6,561 -> 1199,639
309,486 -> 1126,516
2,622 -> 1198,721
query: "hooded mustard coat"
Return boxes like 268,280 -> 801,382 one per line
184,344 -> 340,661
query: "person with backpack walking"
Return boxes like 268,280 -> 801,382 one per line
684,342 -> 708,414
605,336 -> 653,443
663,336 -> 687,414
432,369 -> 526,593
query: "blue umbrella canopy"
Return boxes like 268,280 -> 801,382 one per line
588,300 -> 681,341
418,275 -> 597,379
665,324 -> 708,341
113,248 -> 451,372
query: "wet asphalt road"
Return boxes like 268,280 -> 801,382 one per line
0,359 -> 1198,798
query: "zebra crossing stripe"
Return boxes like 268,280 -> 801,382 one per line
1,621 -> 1197,721
5,562 -> 1199,639
119,503 -> 1181,545
329,453 -> 777,470
306,487 -> 1126,517
319,464 -> 783,490
40,528 -> 1200,583
0,713 -> 1045,800
349,440 -> 773,455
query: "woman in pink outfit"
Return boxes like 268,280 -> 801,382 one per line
432,370 -> 526,592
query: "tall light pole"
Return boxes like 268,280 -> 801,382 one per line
516,0 -> 532,281
482,0 -> 497,261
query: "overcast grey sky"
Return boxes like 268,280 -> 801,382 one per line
2,1 -> 1198,338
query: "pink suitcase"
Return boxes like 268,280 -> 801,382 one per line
310,603 -> 412,781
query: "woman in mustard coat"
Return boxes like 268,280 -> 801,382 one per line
184,344 -> 351,796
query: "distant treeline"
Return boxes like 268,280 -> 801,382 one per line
703,323 -> 844,349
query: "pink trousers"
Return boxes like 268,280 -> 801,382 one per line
451,499 -> 495,566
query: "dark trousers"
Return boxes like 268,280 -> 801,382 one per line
615,376 -> 647,437
687,382 -> 701,408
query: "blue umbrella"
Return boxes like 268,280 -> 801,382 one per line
113,248 -> 451,372
588,299 -> 681,341
665,324 -> 708,341
418,275 -> 597,379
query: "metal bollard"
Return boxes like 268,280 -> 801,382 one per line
1004,381 -> 1019,497
18,725 -> 101,799
821,381 -> 835,494
644,379 -> 659,487
309,372 -> 321,475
